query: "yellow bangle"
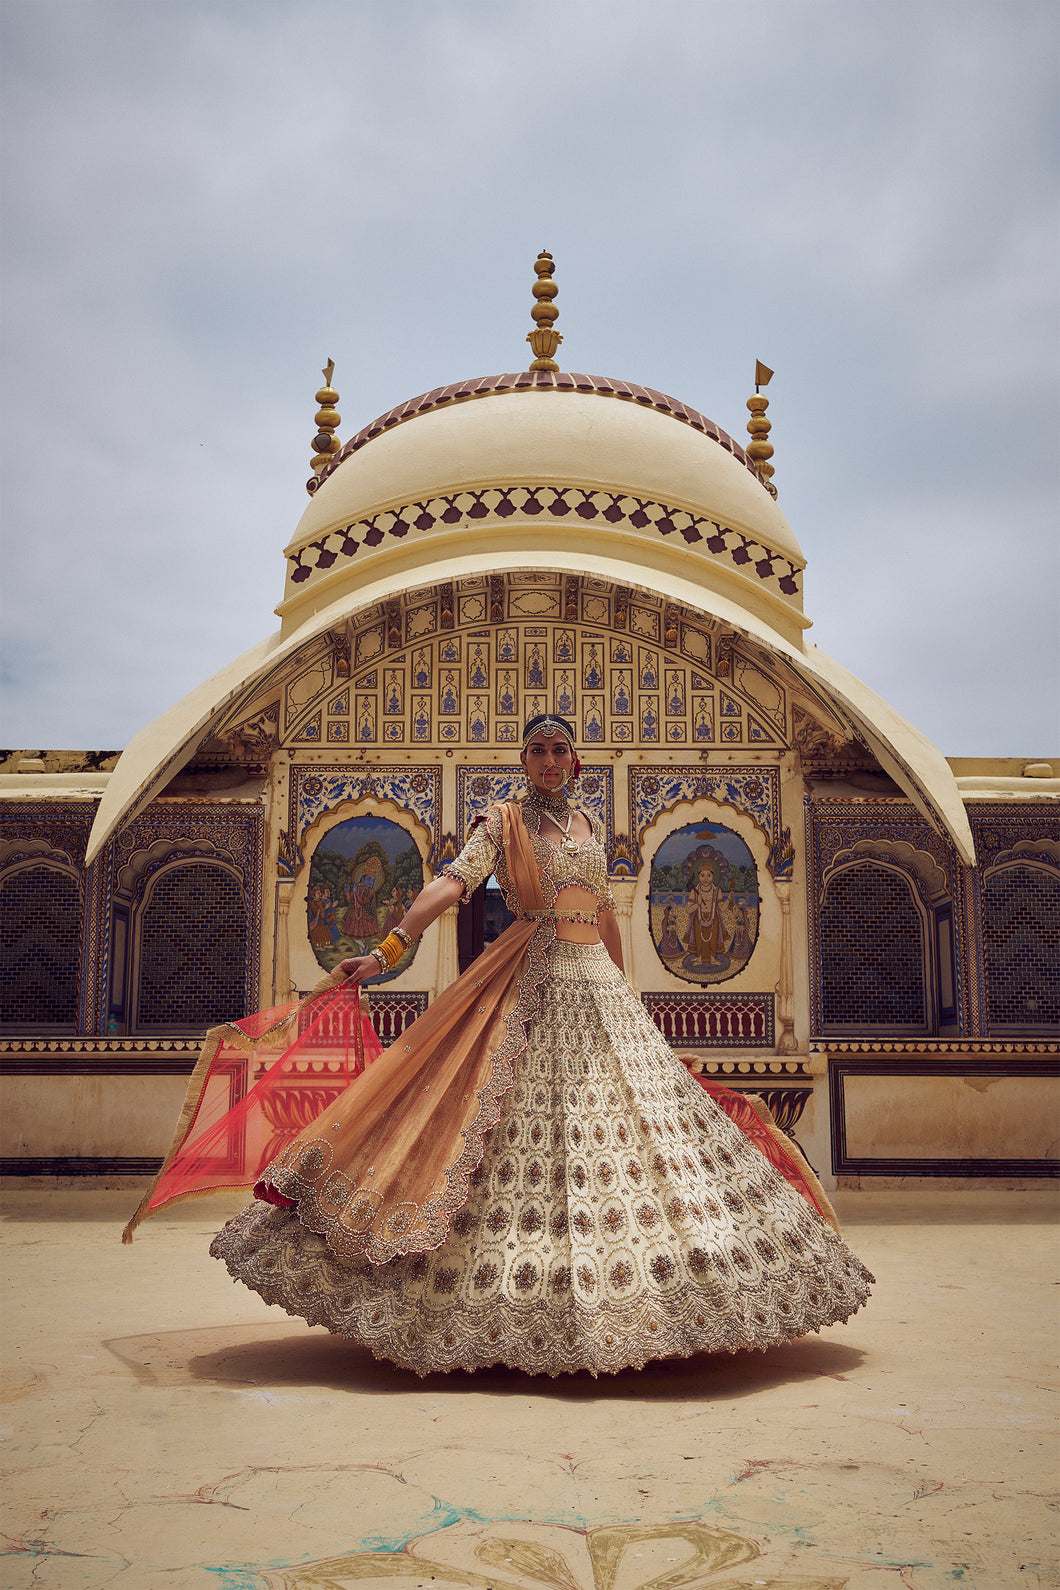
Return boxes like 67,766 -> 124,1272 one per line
375,932 -> 406,970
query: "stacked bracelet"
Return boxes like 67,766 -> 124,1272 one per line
370,930 -> 415,973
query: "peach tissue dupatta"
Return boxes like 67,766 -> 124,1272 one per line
126,802 -> 554,1263
254,802 -> 555,1264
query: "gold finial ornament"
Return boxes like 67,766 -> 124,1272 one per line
746,360 -> 777,498
526,250 -> 563,371
308,358 -> 341,492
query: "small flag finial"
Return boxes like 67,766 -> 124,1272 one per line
308,359 -> 341,493
746,361 -> 777,497
526,250 -> 563,372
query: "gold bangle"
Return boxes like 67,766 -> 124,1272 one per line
393,925 -> 415,949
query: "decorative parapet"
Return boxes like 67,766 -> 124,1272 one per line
642,990 -> 774,1048
818,1039 -> 1060,1060
1,1037 -> 201,1074
285,481 -> 803,608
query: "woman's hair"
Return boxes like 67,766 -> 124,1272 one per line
520,713 -> 577,749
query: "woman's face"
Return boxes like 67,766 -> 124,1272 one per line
520,733 -> 573,797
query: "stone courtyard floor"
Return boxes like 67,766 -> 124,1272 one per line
0,1185 -> 1056,1590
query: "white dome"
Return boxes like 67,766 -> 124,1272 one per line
280,376 -> 805,632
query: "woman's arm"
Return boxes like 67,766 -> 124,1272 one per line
339,873 -> 465,983
598,907 -> 624,973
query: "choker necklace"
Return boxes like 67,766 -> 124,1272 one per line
527,788 -> 579,852
528,787 -> 571,818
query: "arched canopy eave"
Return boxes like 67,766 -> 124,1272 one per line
86,552 -> 975,869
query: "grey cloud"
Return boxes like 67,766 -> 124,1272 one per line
1,0 -> 1056,753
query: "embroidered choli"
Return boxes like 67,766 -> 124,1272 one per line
445,802 -> 616,916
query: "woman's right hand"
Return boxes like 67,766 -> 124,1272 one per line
338,956 -> 378,984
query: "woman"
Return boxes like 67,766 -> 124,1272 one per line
202,715 -> 873,1376
657,897 -> 684,959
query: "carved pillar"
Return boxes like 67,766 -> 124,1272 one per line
611,879 -> 637,982
275,883 -> 294,1003
434,902 -> 461,999
774,879 -> 797,1053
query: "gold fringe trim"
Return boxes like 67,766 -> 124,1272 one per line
121,967 -> 357,1244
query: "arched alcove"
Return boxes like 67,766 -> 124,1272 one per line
131,861 -> 247,1032
0,861 -> 81,1031
818,862 -> 929,1034
982,862 -> 1060,1035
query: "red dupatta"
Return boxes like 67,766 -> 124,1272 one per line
122,978 -> 381,1242
683,1070 -> 840,1233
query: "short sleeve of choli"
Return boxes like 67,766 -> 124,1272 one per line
443,810 -> 501,901
597,875 -> 617,912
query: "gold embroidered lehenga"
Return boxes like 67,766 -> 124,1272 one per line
203,801 -> 874,1376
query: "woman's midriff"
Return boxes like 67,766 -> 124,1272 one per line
552,884 -> 602,944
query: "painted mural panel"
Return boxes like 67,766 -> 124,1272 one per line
307,816 -> 423,981
649,821 -> 760,985
274,581 -> 798,751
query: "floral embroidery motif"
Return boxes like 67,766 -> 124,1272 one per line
650,1253 -> 676,1283
601,1204 -> 626,1235
635,1201 -> 660,1231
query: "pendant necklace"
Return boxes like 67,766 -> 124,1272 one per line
529,788 -> 580,853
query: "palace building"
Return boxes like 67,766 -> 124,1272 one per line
2,254 -> 1057,1186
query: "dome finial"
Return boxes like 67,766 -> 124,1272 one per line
308,359 -> 341,493
746,359 -> 777,498
526,250 -> 563,372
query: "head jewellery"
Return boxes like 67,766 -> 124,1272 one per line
521,714 -> 576,749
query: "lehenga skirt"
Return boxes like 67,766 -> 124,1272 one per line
210,942 -> 873,1376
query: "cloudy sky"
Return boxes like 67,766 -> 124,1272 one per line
2,0 -> 1057,756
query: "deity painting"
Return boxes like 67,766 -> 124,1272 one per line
648,821 -> 760,985
307,815 -> 423,980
